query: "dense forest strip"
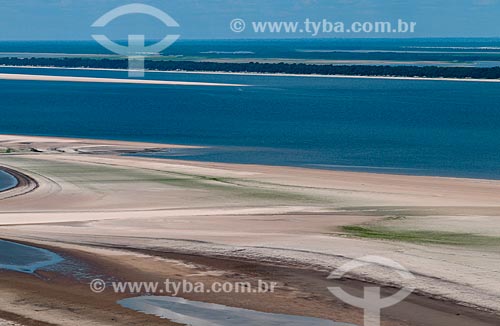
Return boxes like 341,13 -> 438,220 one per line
1,57 -> 500,79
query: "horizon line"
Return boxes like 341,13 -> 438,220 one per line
1,37 -> 500,42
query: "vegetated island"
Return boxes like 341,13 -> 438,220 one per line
1,57 -> 500,79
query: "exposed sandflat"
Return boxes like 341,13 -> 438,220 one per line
1,135 -> 500,319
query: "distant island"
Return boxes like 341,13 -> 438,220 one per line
1,57 -> 500,79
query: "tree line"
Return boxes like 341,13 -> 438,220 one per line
1,57 -> 500,79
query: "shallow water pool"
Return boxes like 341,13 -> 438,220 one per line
119,296 -> 356,326
0,240 -> 64,273
0,170 -> 17,192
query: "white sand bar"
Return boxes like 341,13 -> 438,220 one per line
0,73 -> 247,87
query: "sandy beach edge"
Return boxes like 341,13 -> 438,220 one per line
1,65 -> 500,83
0,166 -> 37,196
0,73 -> 248,87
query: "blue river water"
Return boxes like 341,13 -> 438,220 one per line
0,170 -> 17,192
0,240 -> 63,273
1,67 -> 500,179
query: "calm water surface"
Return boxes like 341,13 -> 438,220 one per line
0,170 -> 17,191
1,67 -> 500,179
0,240 -> 63,273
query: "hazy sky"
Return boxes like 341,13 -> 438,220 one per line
0,0 -> 499,40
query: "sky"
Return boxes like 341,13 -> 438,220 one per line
0,0 -> 499,40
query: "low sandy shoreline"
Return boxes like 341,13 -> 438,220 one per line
1,134 -> 500,325
2,65 -> 500,83
0,73 -> 247,87
0,170 -> 17,193
0,167 -> 37,198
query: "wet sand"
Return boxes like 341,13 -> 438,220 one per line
1,240 -> 499,326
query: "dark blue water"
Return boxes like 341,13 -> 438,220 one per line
1,67 -> 500,179
0,240 -> 63,273
0,170 -> 17,191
